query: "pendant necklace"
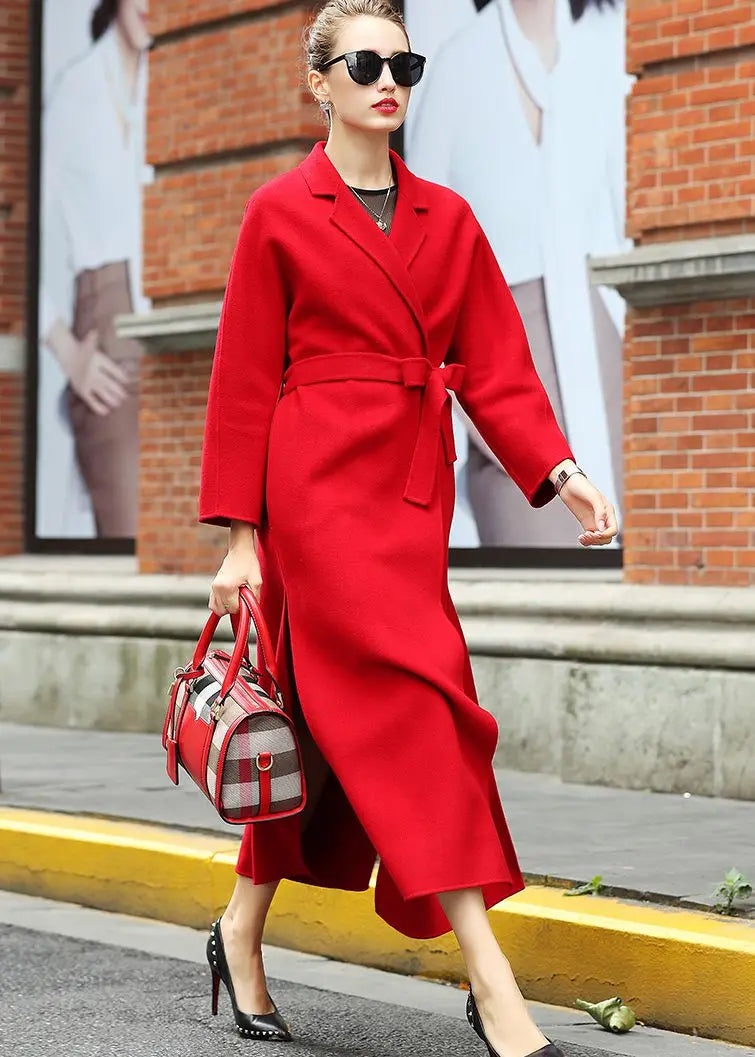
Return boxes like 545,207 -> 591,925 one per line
347,182 -> 395,231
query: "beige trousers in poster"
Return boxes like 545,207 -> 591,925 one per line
67,260 -> 143,539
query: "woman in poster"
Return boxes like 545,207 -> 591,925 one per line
406,0 -> 631,548
38,0 -> 151,538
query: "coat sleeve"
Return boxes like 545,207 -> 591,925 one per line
446,205 -> 576,508
198,194 -> 288,529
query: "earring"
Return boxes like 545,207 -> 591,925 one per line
319,98 -> 331,112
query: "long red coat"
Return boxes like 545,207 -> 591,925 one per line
198,138 -> 575,940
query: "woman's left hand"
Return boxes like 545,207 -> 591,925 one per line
557,473 -> 619,547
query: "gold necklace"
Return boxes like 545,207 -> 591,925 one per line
348,184 -> 395,231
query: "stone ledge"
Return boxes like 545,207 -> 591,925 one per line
115,301 -> 221,354
122,236 -> 755,342
589,233 -> 755,306
2,570 -> 755,670
2,574 -> 753,796
0,335 -> 25,373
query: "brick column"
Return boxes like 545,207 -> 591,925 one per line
597,1 -> 755,585
0,0 -> 29,555
136,2 -> 321,573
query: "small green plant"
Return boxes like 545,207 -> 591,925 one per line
564,874 -> 603,897
575,997 -> 637,1033
711,868 -> 752,915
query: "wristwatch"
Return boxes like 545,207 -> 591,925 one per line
554,466 -> 586,495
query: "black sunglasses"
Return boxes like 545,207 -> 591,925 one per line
316,49 -> 426,88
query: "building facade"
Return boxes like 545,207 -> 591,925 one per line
1,0 -> 755,583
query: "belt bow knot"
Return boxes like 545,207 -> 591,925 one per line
399,357 -> 466,507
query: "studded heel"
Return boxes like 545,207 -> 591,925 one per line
466,988 -> 565,1057
206,918 -> 292,1042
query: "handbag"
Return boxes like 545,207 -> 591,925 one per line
162,585 -> 307,824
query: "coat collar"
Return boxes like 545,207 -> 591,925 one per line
298,139 -> 430,357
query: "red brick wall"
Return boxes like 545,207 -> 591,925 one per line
0,0 -> 29,555
143,152 -> 304,303
7,0 -> 749,577
139,2 -> 321,572
624,297 -> 755,585
0,369 -> 24,552
139,350 -> 217,573
623,0 -> 755,584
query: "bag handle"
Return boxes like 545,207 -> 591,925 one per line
231,586 -> 278,686
189,586 -> 283,711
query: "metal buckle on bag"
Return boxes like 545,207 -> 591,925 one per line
256,752 -> 274,771
209,693 -> 227,721
167,663 -> 191,696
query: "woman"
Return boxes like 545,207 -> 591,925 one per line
198,2 -> 618,1055
38,0 -> 151,538
407,0 -> 629,548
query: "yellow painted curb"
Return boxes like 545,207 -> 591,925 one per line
1,808 -> 754,1047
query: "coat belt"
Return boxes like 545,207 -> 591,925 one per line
280,352 -> 466,507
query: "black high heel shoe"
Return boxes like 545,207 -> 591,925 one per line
206,918 -> 292,1041
466,988 -> 565,1057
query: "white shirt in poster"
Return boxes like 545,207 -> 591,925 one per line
406,0 -> 632,546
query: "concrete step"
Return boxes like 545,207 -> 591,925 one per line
1,559 -> 753,799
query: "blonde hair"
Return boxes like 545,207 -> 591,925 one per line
303,0 -> 411,127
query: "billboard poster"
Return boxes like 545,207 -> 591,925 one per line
404,0 -> 632,550
35,1 -> 152,540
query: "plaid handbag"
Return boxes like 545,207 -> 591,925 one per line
161,585 -> 306,824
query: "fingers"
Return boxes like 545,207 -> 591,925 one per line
77,350 -> 131,414
98,357 -> 130,385
603,504 -> 619,536
90,373 -> 129,411
579,501 -> 619,547
578,528 -> 612,547
246,580 -> 263,602
208,577 -> 263,615
81,388 -> 113,416
208,585 -> 240,616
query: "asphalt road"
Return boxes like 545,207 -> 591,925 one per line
1,894 -> 751,1057
0,923 -> 615,1057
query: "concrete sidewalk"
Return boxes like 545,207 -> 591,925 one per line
1,722 -> 753,911
1,722 -> 754,1048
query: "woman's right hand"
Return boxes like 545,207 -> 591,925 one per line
69,329 -> 130,413
208,525 -> 262,615
47,321 -> 130,414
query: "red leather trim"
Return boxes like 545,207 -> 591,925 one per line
259,764 -> 271,816
166,739 -> 179,784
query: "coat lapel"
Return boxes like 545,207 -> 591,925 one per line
298,139 -> 430,356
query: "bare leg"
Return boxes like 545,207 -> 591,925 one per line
220,877 -> 280,1015
218,758 -> 331,1016
437,887 -> 550,1057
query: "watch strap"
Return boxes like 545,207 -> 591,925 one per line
554,467 -> 586,494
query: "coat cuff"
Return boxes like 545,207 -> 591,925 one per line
197,508 -> 260,530
528,451 -> 577,508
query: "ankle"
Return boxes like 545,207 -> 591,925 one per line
219,911 -> 263,954
467,955 -> 514,1000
